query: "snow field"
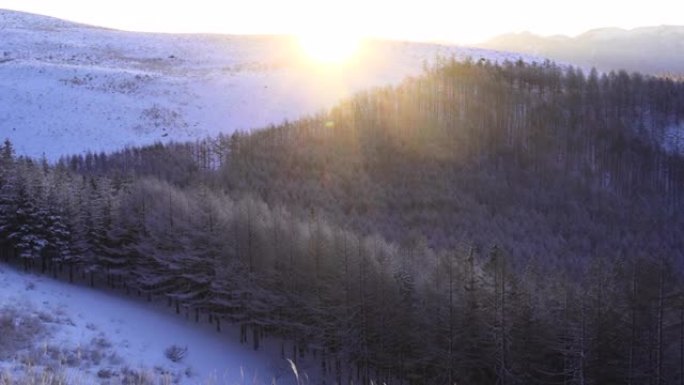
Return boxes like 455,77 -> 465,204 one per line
0,9 -> 541,161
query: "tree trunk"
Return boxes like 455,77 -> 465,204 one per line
680,304 -> 684,385
629,259 -> 637,385
448,252 -> 454,385
657,260 -> 665,385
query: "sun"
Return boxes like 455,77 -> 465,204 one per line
298,32 -> 361,65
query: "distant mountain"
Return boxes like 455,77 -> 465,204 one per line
479,26 -> 684,74
0,9 -> 540,161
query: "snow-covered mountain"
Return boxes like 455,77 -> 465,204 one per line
0,9 -> 539,160
479,26 -> 684,75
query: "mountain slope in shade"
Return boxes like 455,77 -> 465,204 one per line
0,9 -> 541,161
479,25 -> 684,75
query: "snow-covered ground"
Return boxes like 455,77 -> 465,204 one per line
663,121 -> 684,154
0,9 -> 541,161
0,264 -> 303,385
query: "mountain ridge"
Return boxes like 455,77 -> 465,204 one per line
479,25 -> 684,74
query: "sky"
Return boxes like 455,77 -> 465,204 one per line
0,0 -> 683,44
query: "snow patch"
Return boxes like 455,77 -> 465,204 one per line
0,264 -> 298,384
663,121 -> 684,154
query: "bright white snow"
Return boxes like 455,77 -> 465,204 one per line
0,263 -> 299,385
0,9 -> 541,161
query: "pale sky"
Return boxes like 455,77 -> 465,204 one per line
0,0 -> 683,44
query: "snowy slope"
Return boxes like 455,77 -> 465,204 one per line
0,9 -> 541,160
0,263 -> 303,385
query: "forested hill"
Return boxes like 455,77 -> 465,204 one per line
3,59 -> 684,384
220,59 -> 684,257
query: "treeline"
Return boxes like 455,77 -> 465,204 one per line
2,59 -> 684,384
214,60 -> 684,261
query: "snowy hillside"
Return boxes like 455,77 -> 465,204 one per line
0,9 -> 540,160
0,264 -> 305,385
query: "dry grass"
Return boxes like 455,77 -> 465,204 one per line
0,302 -> 313,385
0,305 -> 47,360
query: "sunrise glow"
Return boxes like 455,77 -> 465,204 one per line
2,0 -> 682,45
298,33 -> 361,64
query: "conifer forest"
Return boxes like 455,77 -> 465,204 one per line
2,59 -> 684,384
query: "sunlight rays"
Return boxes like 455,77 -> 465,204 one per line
297,32 -> 362,65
